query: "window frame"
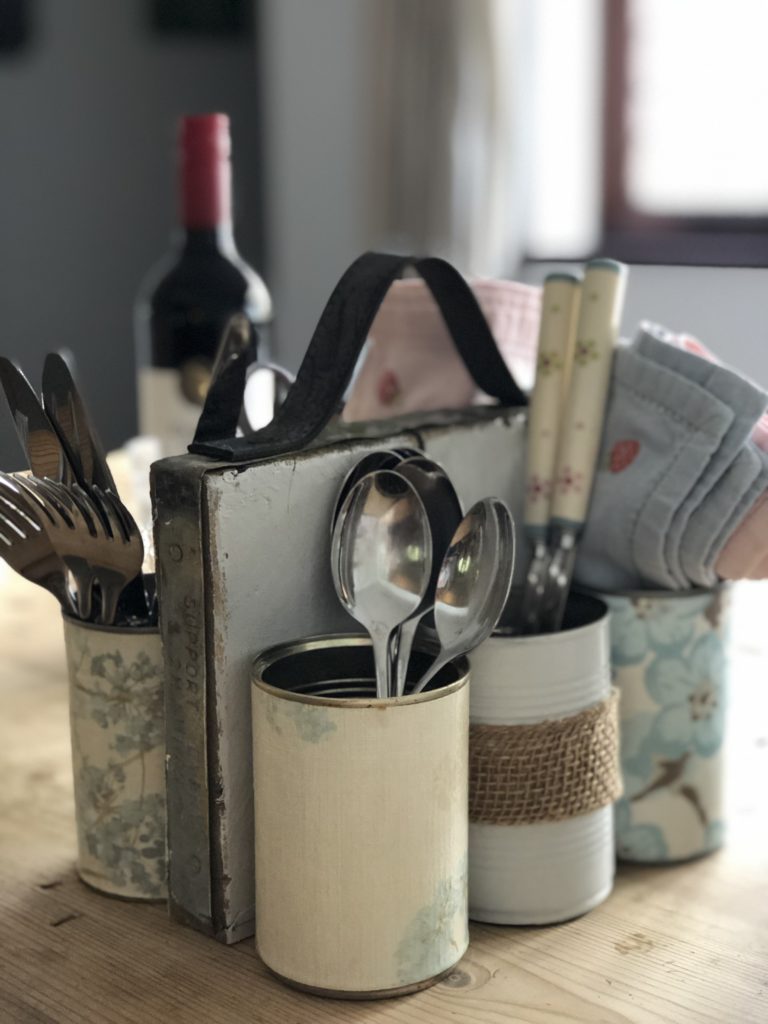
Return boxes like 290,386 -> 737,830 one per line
601,0 -> 768,267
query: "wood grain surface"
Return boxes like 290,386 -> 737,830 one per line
1,566 -> 766,1024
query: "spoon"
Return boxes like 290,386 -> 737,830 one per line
411,498 -> 515,695
330,448 -> 423,537
331,469 -> 433,698
391,457 -> 463,695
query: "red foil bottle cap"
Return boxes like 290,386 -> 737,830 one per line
179,113 -> 232,229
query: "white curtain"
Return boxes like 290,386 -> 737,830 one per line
369,0 -> 533,277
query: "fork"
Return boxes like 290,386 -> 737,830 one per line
11,475 -> 143,625
0,474 -> 76,615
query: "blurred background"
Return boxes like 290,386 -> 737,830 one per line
1,0 -> 767,468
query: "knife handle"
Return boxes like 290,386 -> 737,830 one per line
550,258 -> 628,528
524,273 -> 582,533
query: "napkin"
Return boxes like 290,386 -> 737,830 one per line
716,492 -> 768,580
574,344 -> 735,590
575,326 -> 768,591
634,323 -> 768,587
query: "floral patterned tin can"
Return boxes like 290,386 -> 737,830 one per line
63,615 -> 166,900
251,635 -> 469,999
600,586 -> 730,863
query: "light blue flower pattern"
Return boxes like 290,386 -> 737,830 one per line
604,593 -> 709,666
614,799 -> 669,861
643,632 -> 725,758
265,697 -> 337,744
395,855 -> 468,985
607,591 -> 728,862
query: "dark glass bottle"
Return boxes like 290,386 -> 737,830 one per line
135,113 -> 272,457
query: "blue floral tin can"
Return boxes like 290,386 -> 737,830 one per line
600,587 -> 729,863
63,615 -> 167,900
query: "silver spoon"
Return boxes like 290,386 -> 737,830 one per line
330,448 -> 423,537
411,498 -> 515,695
391,457 -> 463,695
331,469 -> 433,698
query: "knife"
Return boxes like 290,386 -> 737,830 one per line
538,258 -> 628,633
519,272 -> 582,633
0,357 -> 71,482
42,351 -> 117,494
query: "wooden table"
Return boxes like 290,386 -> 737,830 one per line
1,567 -> 766,1023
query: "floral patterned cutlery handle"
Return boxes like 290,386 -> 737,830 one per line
523,273 -> 582,534
550,258 -> 628,529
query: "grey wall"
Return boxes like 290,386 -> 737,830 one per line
0,0 -> 264,470
259,0 -> 373,373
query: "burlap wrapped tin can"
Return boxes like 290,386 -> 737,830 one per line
468,594 -> 620,924
599,586 -> 730,863
63,615 -> 166,901
251,635 -> 469,999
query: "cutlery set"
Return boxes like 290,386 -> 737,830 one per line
0,354 -> 152,625
516,258 -> 628,634
329,448 -> 515,698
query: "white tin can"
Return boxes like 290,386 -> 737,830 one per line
63,615 -> 166,901
468,594 -> 618,925
599,586 -> 729,863
251,635 -> 469,999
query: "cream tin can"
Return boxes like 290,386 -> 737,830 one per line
63,615 -> 166,901
251,635 -> 469,999
468,594 -> 618,924
600,586 -> 729,863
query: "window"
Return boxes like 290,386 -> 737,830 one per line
605,0 -> 768,264
528,0 -> 768,265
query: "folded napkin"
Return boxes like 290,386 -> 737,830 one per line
635,323 -> 768,588
575,326 -> 768,591
574,344 -> 735,590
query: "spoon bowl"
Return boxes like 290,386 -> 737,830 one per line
330,448 -> 423,537
331,469 -> 433,698
391,456 -> 463,694
411,497 -> 515,694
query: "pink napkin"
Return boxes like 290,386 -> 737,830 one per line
342,277 -> 541,422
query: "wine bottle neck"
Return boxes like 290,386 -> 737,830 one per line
178,114 -> 232,231
177,225 -> 237,256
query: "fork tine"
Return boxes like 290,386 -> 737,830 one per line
67,483 -> 100,537
0,475 -> 43,534
93,486 -> 133,543
104,488 -> 137,541
0,496 -> 37,539
12,474 -> 72,528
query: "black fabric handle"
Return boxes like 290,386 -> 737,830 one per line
190,251 -> 527,461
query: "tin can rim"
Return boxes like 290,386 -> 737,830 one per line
252,633 -> 469,708
61,610 -> 160,637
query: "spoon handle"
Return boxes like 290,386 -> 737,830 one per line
393,616 -> 421,697
411,652 -> 449,696
370,627 -> 393,699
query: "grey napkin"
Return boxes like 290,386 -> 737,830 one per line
634,323 -> 768,587
574,344 -> 734,590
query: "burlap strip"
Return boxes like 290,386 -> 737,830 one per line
469,688 -> 622,826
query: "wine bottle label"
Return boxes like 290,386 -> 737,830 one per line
138,366 -> 208,459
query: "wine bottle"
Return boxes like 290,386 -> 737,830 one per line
135,113 -> 272,458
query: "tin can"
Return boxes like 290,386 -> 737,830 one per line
63,615 -> 166,901
468,593 -> 619,924
251,634 -> 469,999
600,586 -> 730,863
